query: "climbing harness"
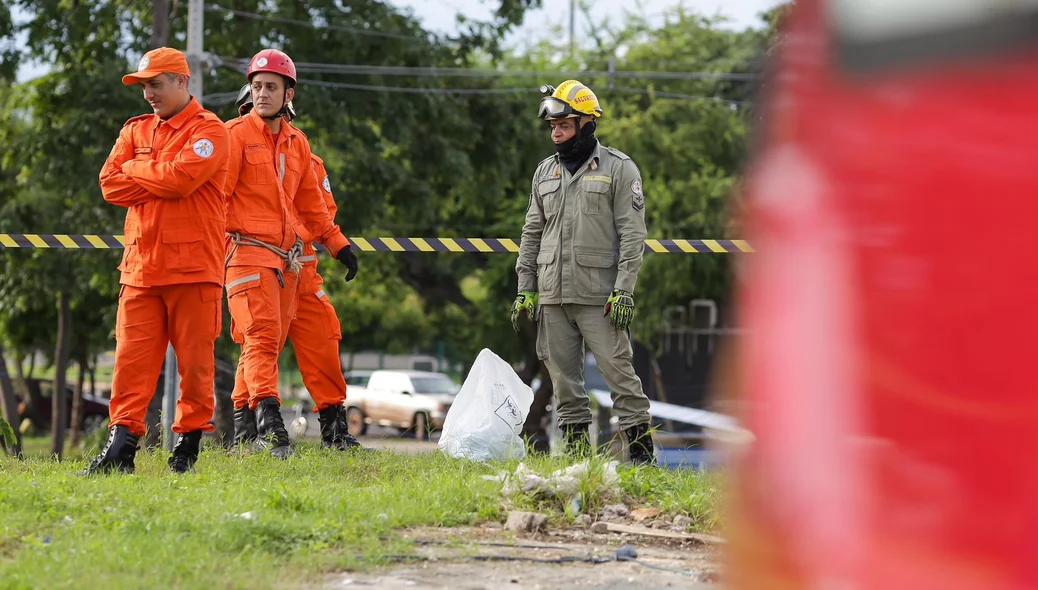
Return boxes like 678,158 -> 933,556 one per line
225,232 -> 305,288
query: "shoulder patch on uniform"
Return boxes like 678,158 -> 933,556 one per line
322,175 -> 331,193
193,139 -> 215,158
602,145 -> 632,161
632,178 -> 644,211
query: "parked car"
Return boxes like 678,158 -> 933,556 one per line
343,370 -> 459,440
344,370 -> 373,388
19,378 -> 110,434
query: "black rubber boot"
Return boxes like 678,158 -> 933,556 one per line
256,398 -> 292,459
168,431 -> 202,474
318,405 -> 362,450
78,425 -> 139,476
233,405 -> 258,447
624,423 -> 656,466
561,422 -> 592,457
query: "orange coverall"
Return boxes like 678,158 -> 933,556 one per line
229,154 -> 348,413
223,109 -> 350,410
98,97 -> 230,437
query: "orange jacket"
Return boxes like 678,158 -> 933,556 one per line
298,154 -> 339,294
99,97 -> 230,287
223,110 -> 349,269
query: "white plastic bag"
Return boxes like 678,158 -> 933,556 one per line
438,348 -> 534,462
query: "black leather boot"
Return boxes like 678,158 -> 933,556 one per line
256,398 -> 292,459
233,405 -> 258,447
168,431 -> 202,474
318,404 -> 362,450
624,423 -> 656,466
78,425 -> 139,476
561,422 -> 592,457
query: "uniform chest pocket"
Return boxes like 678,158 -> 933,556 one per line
581,181 -> 610,215
537,178 -> 562,217
244,149 -> 275,185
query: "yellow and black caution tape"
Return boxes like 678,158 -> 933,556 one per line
0,234 -> 754,254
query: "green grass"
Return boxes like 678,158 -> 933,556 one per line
0,444 -> 721,589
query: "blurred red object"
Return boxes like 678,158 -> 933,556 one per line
726,1 -> 1038,588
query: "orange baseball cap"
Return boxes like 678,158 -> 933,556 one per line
122,47 -> 191,85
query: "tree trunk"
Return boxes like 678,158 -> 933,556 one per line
0,340 -> 24,457
13,354 -> 26,399
51,291 -> 72,459
69,353 -> 88,448
27,353 -> 36,378
150,0 -> 171,49
14,354 -> 40,426
89,355 -> 97,396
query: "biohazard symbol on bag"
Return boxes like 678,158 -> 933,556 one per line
495,396 -> 523,432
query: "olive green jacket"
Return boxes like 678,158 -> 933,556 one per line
516,141 -> 647,306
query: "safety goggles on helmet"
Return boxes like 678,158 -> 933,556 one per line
538,96 -> 580,120
235,83 -> 253,115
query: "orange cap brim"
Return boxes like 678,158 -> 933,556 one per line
122,70 -> 188,85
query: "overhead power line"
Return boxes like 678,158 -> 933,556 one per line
204,78 -> 751,108
217,56 -> 760,82
610,86 -> 751,106
296,78 -> 536,95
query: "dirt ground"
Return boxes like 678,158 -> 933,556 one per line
319,525 -> 722,590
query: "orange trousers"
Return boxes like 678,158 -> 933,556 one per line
226,266 -> 298,409
230,271 -> 346,413
109,283 -> 223,437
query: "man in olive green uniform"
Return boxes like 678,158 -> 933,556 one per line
512,80 -> 654,465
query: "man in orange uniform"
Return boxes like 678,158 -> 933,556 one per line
223,49 -> 359,458
230,85 -> 361,450
83,47 -> 229,475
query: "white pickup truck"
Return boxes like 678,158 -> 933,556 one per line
343,370 -> 460,440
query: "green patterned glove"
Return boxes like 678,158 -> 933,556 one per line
511,291 -> 539,332
604,289 -> 635,330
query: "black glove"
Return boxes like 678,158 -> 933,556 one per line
336,245 -> 358,282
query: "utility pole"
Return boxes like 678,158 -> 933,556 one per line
162,345 -> 179,451
187,0 -> 204,104
161,0 -> 203,452
569,0 -> 575,57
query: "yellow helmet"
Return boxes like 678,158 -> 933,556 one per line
538,80 -> 603,120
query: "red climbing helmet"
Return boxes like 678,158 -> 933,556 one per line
246,49 -> 296,87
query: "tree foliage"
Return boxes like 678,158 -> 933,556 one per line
0,0 -> 784,425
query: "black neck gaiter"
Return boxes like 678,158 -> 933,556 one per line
555,121 -> 598,174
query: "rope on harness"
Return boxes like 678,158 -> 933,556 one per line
225,232 -> 305,288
